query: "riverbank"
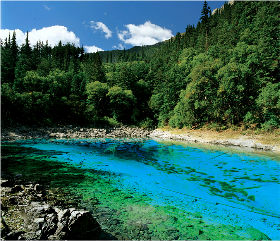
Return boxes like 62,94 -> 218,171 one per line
1,126 -> 151,141
2,126 -> 279,152
150,127 -> 280,153
0,179 -> 111,240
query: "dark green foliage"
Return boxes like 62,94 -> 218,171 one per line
170,54 -> 223,127
257,82 -> 280,130
14,33 -> 35,90
1,1 -> 279,129
107,86 -> 136,123
1,42 -> 14,84
83,52 -> 106,83
86,81 -> 109,120
200,0 -> 211,24
168,1 -> 279,130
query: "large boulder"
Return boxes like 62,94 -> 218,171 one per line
27,205 -> 101,240
1,181 -> 102,240
67,209 -> 101,239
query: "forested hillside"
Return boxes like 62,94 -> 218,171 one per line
1,1 -> 279,130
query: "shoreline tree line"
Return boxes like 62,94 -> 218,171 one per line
1,1 -> 279,130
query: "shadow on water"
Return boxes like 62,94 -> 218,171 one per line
2,145 -> 92,185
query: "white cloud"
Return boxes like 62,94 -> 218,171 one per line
0,29 -> 26,45
43,5 -> 51,11
0,26 -> 80,47
112,43 -> 125,50
1,26 -> 104,53
118,21 -> 173,46
84,45 -> 104,53
90,21 -> 112,39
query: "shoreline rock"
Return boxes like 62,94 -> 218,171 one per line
1,126 -> 278,152
1,179 -> 102,240
1,126 -> 152,141
150,129 -> 279,152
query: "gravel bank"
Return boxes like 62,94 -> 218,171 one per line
150,129 -> 280,152
1,126 -> 278,152
1,126 -> 151,141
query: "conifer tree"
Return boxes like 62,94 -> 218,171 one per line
200,0 -> 211,51
10,31 -> 18,82
11,31 -> 18,62
83,52 -> 106,83
8,33 -> 11,47
14,32 -> 33,90
22,31 -> 32,56
1,35 -> 13,83
200,0 -> 211,24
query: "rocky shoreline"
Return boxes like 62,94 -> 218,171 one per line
2,126 -> 278,152
1,126 -> 151,141
150,129 -> 279,152
0,179 -> 112,240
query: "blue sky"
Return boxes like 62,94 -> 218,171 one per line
1,1 -> 225,52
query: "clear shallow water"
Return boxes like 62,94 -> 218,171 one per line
3,138 -> 280,239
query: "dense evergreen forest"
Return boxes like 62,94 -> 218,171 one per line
1,1 -> 279,130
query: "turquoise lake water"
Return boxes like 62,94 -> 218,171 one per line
2,138 -> 280,239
